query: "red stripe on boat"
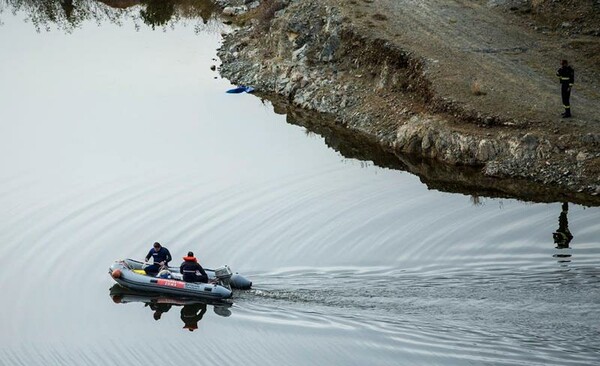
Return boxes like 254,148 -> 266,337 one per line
157,279 -> 185,289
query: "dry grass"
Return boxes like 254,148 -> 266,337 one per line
235,0 -> 286,30
471,80 -> 486,96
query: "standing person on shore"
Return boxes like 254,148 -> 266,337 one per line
144,242 -> 172,275
556,60 -> 574,118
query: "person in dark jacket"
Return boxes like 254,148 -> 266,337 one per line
144,242 -> 172,275
180,251 -> 208,283
556,60 -> 575,118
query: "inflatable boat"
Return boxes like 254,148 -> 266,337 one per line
108,259 -> 252,300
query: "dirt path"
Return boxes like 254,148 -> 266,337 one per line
337,0 -> 600,133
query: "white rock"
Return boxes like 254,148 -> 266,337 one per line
223,6 -> 248,16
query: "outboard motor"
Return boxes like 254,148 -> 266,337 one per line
215,265 -> 233,290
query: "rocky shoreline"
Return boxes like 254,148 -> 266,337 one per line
216,0 -> 600,205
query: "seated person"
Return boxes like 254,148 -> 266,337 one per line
144,242 -> 172,275
180,251 -> 208,283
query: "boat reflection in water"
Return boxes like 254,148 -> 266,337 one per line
109,284 -> 232,331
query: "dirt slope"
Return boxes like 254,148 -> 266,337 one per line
339,0 -> 600,132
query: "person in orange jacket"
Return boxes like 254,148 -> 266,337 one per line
180,251 -> 208,283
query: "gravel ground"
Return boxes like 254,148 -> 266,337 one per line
338,0 -> 600,131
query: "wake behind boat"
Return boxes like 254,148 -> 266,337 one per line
109,259 -> 252,300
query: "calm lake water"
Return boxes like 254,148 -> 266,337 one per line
1,2 -> 599,365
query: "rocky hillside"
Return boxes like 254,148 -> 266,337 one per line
216,0 -> 600,204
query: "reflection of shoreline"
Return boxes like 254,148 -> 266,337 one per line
268,96 -> 600,207
97,0 -> 141,9
109,284 -> 232,331
1,0 -> 218,31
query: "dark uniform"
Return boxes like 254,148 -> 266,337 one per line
556,63 -> 574,117
180,256 -> 208,283
144,244 -> 172,275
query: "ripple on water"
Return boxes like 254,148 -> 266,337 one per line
1,168 -> 599,366
234,267 -> 600,365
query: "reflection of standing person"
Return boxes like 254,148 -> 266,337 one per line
556,60 -> 575,118
180,303 -> 207,331
553,202 -> 574,249
147,302 -> 172,321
